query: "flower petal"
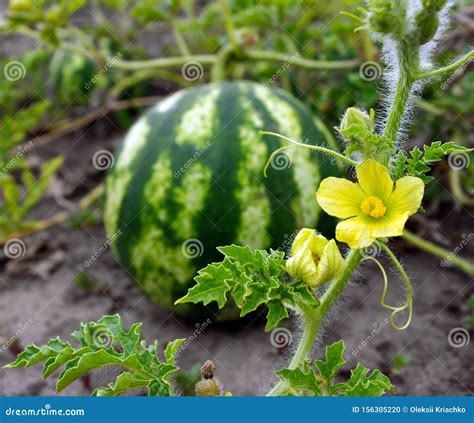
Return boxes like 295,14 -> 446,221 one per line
335,216 -> 376,249
291,228 -> 327,257
387,176 -> 424,216
286,249 -> 318,285
312,239 -> 346,287
368,212 -> 411,239
316,177 -> 365,219
356,160 -> 393,200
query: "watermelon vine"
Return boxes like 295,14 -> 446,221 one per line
3,0 -> 474,397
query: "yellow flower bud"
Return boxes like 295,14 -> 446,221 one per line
286,228 -> 345,288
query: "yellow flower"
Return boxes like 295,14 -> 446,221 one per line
316,160 -> 424,249
286,228 -> 345,288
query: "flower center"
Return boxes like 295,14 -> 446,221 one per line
360,196 -> 386,218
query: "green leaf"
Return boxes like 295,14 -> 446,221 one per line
21,156 -> 63,214
164,339 -> 185,364
93,372 -> 148,396
315,340 -> 346,392
5,314 -> 183,397
390,151 -> 407,180
2,175 -> 21,219
399,141 -> 471,184
265,300 -> 289,331
177,244 -> 315,329
272,340 -> 393,397
343,363 -> 394,396
56,350 -> 121,392
175,262 -> 232,308
276,367 -> 322,396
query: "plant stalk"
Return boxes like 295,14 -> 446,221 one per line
416,50 -> 474,80
267,249 -> 362,396
402,230 -> 474,276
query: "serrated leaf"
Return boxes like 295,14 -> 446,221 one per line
164,339 -> 185,364
402,141 -> 471,183
5,337 -> 70,369
177,244 -> 308,330
5,314 -> 183,397
240,282 -> 268,316
276,367 -> 322,396
175,262 -> 232,308
265,301 -> 289,331
57,350 -> 122,392
93,372 -> 148,396
343,363 -> 394,396
43,346 -> 88,378
391,151 -> 407,180
315,340 -> 346,391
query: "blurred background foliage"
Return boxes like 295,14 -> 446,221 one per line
0,0 -> 472,240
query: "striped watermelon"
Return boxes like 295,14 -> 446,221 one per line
104,81 -> 338,319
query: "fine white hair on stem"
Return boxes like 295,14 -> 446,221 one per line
370,0 -> 455,146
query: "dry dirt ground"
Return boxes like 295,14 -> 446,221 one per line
0,123 -> 473,397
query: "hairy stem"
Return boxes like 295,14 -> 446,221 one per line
402,230 -> 474,276
267,249 -> 362,396
261,132 -> 357,173
382,40 -> 416,148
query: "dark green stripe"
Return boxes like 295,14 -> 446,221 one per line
244,84 -> 297,248
194,82 -> 245,269
113,87 -> 210,271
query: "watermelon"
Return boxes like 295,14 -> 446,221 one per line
104,81 -> 338,319
50,51 -> 95,104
